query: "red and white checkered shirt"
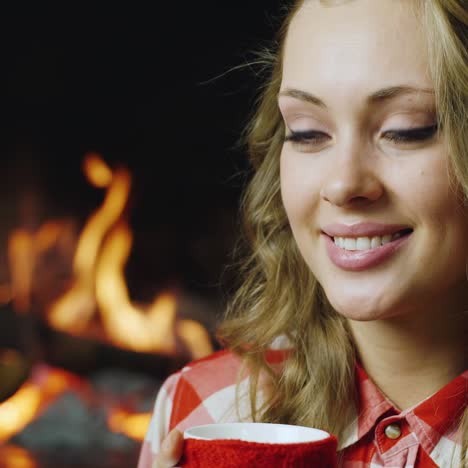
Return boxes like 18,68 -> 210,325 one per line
138,350 -> 468,467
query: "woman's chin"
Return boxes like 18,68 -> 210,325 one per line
326,293 -> 401,322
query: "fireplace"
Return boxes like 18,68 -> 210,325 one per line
0,2 -> 286,464
0,153 -> 235,467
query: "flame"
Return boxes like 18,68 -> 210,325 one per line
95,223 -> 214,355
0,446 -> 36,468
0,366 -> 74,443
8,230 -> 34,312
8,222 -> 68,312
0,385 -> 40,442
95,224 -> 177,352
48,156 -> 131,333
177,319 -> 214,360
82,152 -> 113,188
34,222 -> 63,252
107,409 -> 152,441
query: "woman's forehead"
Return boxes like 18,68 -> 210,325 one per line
287,0 -> 423,56
282,0 -> 431,99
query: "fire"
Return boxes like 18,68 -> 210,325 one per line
0,361 -> 154,448
177,319 -> 215,360
96,223 -> 178,352
107,409 -> 152,441
8,221 -> 74,313
82,152 -> 113,188
7,230 -> 33,313
8,153 -> 213,358
48,160 -> 131,333
1,153 -> 216,456
0,385 -> 40,442
0,366 -> 78,443
0,446 -> 36,468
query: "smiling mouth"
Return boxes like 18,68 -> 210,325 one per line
331,228 -> 413,251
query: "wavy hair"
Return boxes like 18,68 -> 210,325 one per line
218,0 -> 468,464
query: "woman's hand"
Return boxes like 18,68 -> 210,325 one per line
152,429 -> 184,468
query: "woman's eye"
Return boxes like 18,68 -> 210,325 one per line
284,130 -> 330,149
382,124 -> 438,144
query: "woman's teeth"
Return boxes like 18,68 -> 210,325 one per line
333,232 -> 405,251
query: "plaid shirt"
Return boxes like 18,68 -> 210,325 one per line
138,350 -> 468,467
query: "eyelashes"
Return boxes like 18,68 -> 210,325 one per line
284,130 -> 329,145
381,124 -> 438,143
283,124 -> 439,149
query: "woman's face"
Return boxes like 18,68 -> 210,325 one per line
279,0 -> 468,321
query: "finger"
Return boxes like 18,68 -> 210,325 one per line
152,429 -> 184,468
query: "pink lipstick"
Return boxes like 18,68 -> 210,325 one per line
322,223 -> 412,271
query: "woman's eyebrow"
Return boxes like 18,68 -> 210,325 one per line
278,85 -> 435,107
369,85 -> 435,103
278,88 -> 326,107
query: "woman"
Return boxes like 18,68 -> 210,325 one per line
140,0 -> 468,466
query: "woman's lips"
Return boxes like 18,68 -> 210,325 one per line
323,231 -> 412,271
322,223 -> 411,238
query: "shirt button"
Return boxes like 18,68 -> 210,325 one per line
384,423 -> 402,440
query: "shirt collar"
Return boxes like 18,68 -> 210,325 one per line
339,363 -> 468,451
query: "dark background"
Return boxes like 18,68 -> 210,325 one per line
0,7 -> 287,465
0,2 -> 285,301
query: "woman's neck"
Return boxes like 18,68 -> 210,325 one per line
347,307 -> 468,411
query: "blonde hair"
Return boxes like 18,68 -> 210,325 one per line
218,0 -> 468,464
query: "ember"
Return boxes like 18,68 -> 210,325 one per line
0,445 -> 36,468
0,365 -> 83,443
108,409 -> 152,441
0,341 -> 165,466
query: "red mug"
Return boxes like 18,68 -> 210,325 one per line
179,422 -> 337,468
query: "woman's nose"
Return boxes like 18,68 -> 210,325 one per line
320,151 -> 384,208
